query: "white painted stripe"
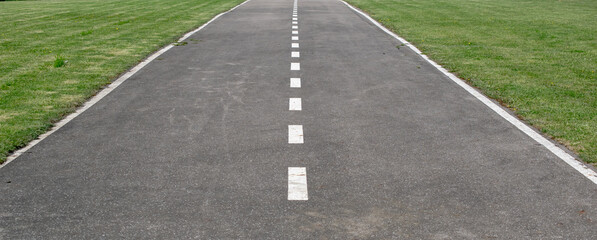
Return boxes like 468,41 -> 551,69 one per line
291,62 -> 300,71
292,36 -> 299,41
340,0 -> 597,184
179,0 -> 251,41
289,98 -> 302,111
292,21 -> 298,24
288,125 -> 304,144
290,78 -> 301,88
292,25 -> 298,29
293,17 -> 298,21
292,43 -> 299,48
0,0 -> 253,169
291,51 -> 300,58
292,30 -> 298,34
288,167 -> 308,200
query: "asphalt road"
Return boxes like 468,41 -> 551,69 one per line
1,0 -> 596,238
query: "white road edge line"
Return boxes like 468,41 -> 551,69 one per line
288,125 -> 304,144
289,98 -> 302,111
339,0 -> 597,184
0,0 -> 253,169
291,62 -> 300,71
288,167 -> 308,200
290,78 -> 301,88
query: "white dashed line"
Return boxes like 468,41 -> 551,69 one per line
290,78 -> 301,88
288,125 -> 304,144
291,62 -> 300,70
289,98 -> 302,111
288,0 -> 308,202
288,167 -> 308,200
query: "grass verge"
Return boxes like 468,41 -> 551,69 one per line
345,0 -> 597,164
0,0 -> 245,163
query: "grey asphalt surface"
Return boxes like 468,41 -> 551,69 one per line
1,0 -> 596,238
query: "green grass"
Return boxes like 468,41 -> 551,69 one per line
0,0 -> 244,163
346,0 -> 597,164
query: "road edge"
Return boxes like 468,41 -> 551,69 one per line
0,0 -> 252,170
339,0 -> 597,185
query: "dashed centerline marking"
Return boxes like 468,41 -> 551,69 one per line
288,167 -> 308,201
288,125 -> 304,144
290,78 -> 301,88
288,0 -> 308,202
289,98 -> 302,111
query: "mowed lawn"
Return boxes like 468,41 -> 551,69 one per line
0,0 -> 244,163
346,0 -> 597,164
